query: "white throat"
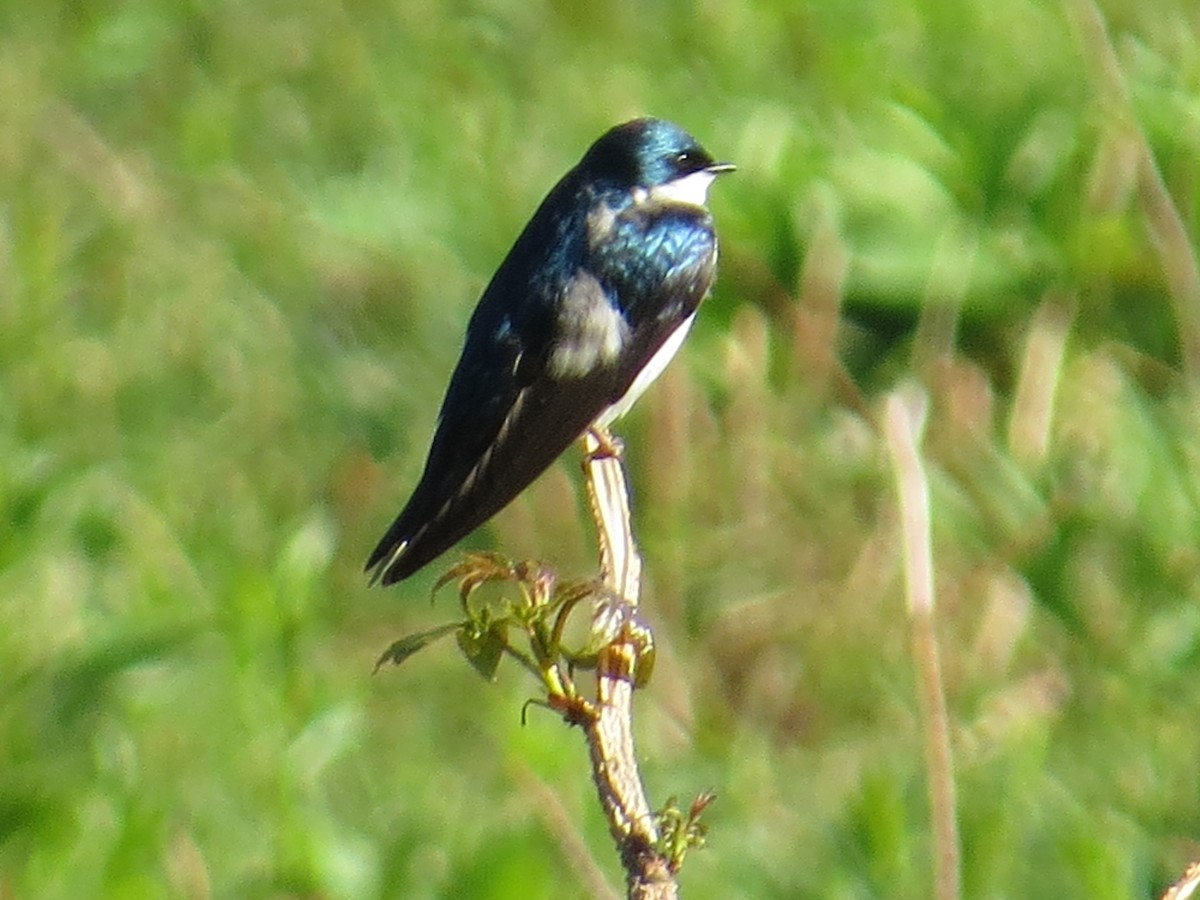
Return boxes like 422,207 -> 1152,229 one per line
647,170 -> 717,208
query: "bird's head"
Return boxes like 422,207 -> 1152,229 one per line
579,118 -> 735,207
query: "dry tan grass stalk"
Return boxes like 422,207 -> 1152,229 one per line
884,387 -> 962,900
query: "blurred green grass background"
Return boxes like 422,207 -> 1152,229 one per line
2,0 -> 1200,897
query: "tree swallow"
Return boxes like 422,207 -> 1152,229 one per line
367,118 -> 733,585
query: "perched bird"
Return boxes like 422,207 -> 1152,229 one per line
367,118 -> 733,585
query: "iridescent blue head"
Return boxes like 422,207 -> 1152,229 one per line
578,118 -> 736,204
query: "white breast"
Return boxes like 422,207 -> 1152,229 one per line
593,311 -> 696,427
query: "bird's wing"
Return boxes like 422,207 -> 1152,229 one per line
365,272 -> 624,584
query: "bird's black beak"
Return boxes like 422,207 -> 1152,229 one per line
707,162 -> 737,175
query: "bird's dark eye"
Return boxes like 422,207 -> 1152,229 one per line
672,148 -> 711,173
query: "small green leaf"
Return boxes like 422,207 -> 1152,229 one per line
374,622 -> 463,672
655,791 -> 715,874
457,624 -> 507,680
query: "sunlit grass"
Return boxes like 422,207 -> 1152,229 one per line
2,0 -> 1200,897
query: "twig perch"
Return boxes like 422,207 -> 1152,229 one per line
581,427 -> 679,900
381,425 -> 695,896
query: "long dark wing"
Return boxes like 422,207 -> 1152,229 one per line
366,194 -> 718,585
364,285 -> 624,583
